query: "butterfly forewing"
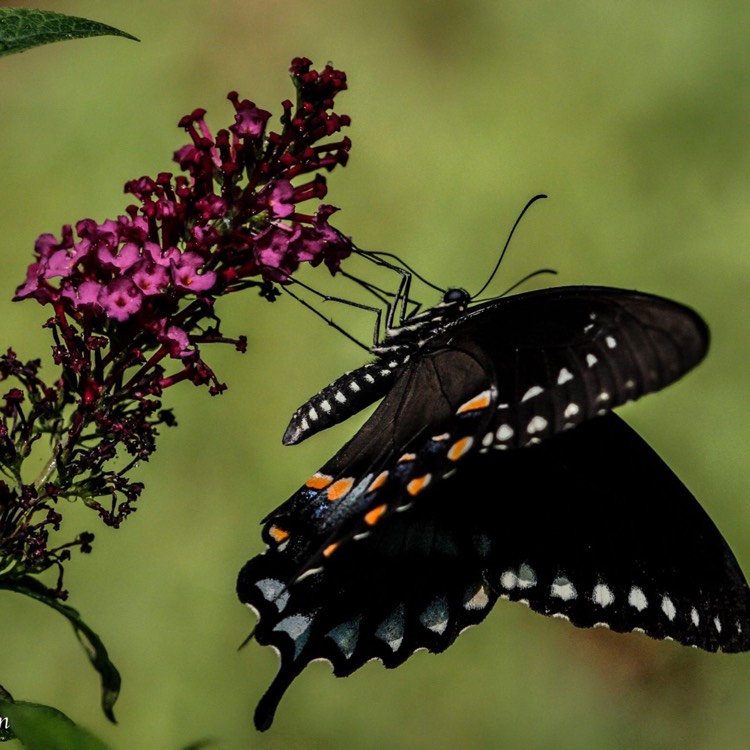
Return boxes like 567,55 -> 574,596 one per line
440,287 -> 709,448
239,414 -> 750,730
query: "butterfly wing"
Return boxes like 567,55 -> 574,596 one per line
439,286 -> 709,448
259,342 -> 501,567
239,413 -> 750,730
281,286 -> 709,449
261,287 -> 709,569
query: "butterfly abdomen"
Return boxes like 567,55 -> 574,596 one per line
282,361 -> 399,445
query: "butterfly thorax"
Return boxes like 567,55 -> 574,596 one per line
371,287 -> 470,356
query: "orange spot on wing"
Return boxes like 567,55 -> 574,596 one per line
457,389 -> 493,414
364,503 -> 388,526
398,453 -> 416,463
268,525 -> 289,543
448,436 -> 474,461
327,477 -> 354,501
306,472 -> 333,489
323,542 -> 339,557
368,471 -> 389,492
407,473 -> 432,496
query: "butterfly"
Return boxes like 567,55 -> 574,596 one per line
237,280 -> 750,731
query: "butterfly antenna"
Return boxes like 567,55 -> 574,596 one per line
473,193 -> 548,299
495,268 -> 558,298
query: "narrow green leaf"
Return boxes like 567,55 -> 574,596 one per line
0,701 -> 112,750
0,576 -> 121,722
0,8 -> 138,58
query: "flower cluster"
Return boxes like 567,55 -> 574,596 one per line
16,56 -> 352,360
2,57 -> 354,596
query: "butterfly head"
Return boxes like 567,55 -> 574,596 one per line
441,287 -> 471,308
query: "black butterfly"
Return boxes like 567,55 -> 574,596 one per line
238,282 -> 750,731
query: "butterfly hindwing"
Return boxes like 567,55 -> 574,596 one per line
260,344 -> 500,568
482,414 -> 750,653
239,413 -> 750,730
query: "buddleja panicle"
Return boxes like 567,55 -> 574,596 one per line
1,57 -> 353,598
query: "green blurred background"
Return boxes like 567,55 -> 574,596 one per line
2,1 -> 750,748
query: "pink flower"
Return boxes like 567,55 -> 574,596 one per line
131,260 -> 169,296
99,278 -> 143,321
170,253 -> 217,293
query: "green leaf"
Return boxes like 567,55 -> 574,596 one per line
0,700 -> 112,750
0,9 -> 138,58
0,576 -> 121,722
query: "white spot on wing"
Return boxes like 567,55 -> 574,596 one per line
586,353 -> 598,367
327,616 -> 362,658
420,597 -> 449,634
714,616 -> 722,633
628,586 -> 648,611
518,563 -> 537,589
255,578 -> 290,612
496,424 -> 514,441
564,403 -> 579,418
349,381 -> 361,392
551,576 -> 577,601
557,368 -> 574,385
527,416 -> 548,434
522,385 -> 544,402
606,336 -> 617,349
375,605 -> 405,652
274,614 -> 313,658
592,583 -> 614,607
661,596 -> 677,621
691,607 -> 700,627
464,584 -> 490,611
500,570 -> 518,590
334,391 -> 346,403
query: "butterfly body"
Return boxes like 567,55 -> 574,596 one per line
281,288 -> 472,446
238,282 -> 748,731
